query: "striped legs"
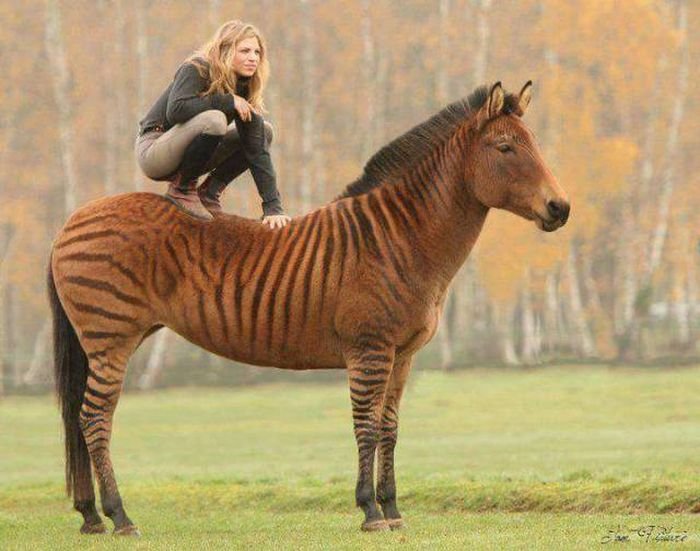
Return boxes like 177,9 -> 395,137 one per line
72,441 -> 104,534
79,351 -> 138,535
376,356 -> 412,529
345,343 -> 395,531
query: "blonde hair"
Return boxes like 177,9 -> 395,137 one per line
187,20 -> 269,112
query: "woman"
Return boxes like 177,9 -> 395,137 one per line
135,20 -> 291,228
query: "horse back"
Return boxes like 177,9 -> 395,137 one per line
50,192 -> 347,369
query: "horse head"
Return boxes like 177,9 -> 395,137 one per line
466,81 -> 570,232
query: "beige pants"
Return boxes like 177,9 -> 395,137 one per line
135,110 -> 273,181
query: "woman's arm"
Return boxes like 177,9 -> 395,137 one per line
166,63 -> 236,125
235,111 -> 284,217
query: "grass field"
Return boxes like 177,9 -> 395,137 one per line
1,365 -> 699,549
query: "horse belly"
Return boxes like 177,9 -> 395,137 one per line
167,296 -> 344,371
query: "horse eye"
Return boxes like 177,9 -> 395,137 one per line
496,143 -> 513,153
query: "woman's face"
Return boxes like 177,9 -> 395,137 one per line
231,36 -> 261,78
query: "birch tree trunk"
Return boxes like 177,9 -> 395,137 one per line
472,0 -> 492,87
672,227 -> 692,345
0,117 -> 14,394
263,0 -> 289,187
437,0 -> 451,105
618,202 -> 638,329
1,288 -> 13,390
45,0 -> 78,213
566,245 -> 596,357
454,259 -> 477,359
493,303 -> 519,365
2,286 -> 18,393
137,329 -> 170,390
533,313 -> 543,360
99,0 -> 118,196
470,0 -> 495,360
0,228 -> 16,396
133,0 -> 148,191
617,2 -> 688,359
0,295 -> 4,395
113,0 -> 129,186
208,0 -> 221,28
374,46 -> 390,149
581,246 -> 613,355
299,0 -> 318,210
520,272 -> 539,364
543,271 -> 565,354
581,250 -> 602,315
672,275 -> 690,345
23,321 -> 51,386
437,291 -> 453,369
647,1 -> 688,277
360,0 -> 376,161
688,246 -> 699,344
29,0 -> 80,388
638,56 -> 666,198
435,0 -> 458,366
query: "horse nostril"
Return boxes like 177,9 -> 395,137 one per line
547,201 -> 560,218
547,200 -> 570,223
561,203 -> 570,223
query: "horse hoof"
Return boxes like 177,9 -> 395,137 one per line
387,518 -> 406,530
80,522 -> 107,535
361,519 -> 390,532
114,525 -> 141,537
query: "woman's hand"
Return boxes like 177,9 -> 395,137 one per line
262,214 -> 291,229
233,94 -> 255,122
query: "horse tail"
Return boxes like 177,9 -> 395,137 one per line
48,258 -> 91,497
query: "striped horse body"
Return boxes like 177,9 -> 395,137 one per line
49,82 -> 569,535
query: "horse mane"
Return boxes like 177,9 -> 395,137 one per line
334,84 -> 520,200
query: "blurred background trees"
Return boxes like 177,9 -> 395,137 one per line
0,0 -> 697,393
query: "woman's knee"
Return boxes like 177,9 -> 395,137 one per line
135,134 -> 169,179
192,110 -> 228,136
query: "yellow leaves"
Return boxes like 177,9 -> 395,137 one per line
0,196 -> 51,311
535,0 -> 677,136
476,54 -> 639,304
474,211 -> 524,303
558,135 -> 637,240
593,138 -> 638,195
0,0 -> 694,360
475,210 -> 567,304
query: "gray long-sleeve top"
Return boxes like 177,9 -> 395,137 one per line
138,61 -> 238,133
138,60 -> 283,216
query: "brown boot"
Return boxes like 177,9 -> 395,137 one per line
197,175 -> 228,215
165,173 -> 213,221
197,149 -> 249,215
163,132 -> 225,220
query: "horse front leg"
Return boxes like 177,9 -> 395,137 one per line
344,342 -> 395,532
376,355 -> 412,530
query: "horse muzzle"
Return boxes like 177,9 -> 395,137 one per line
534,199 -> 570,232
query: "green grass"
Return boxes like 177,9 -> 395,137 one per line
1,365 -> 699,549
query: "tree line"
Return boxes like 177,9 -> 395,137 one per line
0,0 -> 697,393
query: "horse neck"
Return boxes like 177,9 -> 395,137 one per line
383,129 -> 488,287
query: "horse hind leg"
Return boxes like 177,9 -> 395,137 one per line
79,338 -> 141,536
72,456 -> 105,534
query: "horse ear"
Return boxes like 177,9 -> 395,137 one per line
487,82 -> 505,118
518,80 -> 533,114
477,82 -> 505,128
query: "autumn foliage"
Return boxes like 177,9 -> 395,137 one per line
0,0 -> 697,391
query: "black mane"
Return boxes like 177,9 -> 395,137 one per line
335,85 -> 519,200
